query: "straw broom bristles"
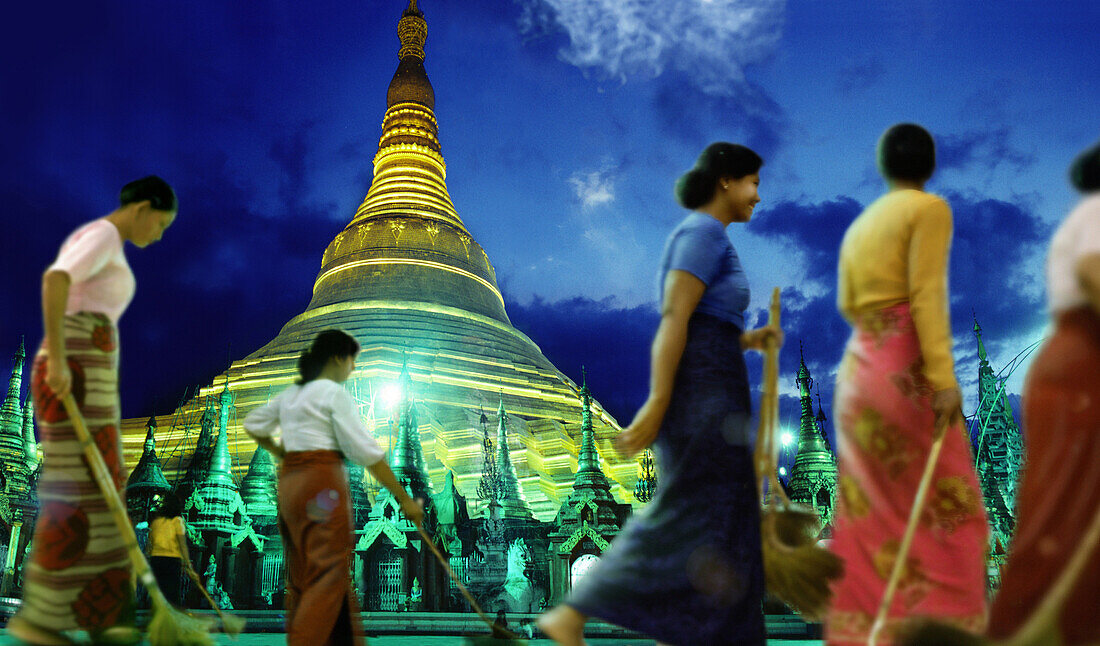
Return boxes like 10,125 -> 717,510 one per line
755,288 -> 843,621
61,394 -> 217,646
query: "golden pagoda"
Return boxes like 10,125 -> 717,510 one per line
119,0 -> 638,520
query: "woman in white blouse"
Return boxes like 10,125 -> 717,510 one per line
982,141 -> 1100,645
243,330 -> 423,646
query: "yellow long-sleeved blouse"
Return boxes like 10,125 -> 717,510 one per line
837,189 -> 958,391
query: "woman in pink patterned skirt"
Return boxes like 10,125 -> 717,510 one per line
826,124 -> 989,645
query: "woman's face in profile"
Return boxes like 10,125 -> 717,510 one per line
724,173 -> 761,222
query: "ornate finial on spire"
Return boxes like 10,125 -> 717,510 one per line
973,313 -> 988,363
815,391 -> 827,422
796,339 -> 812,394
398,0 -> 427,61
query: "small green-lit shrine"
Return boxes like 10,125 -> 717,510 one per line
786,344 -> 838,532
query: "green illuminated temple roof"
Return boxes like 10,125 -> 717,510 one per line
120,0 -> 638,520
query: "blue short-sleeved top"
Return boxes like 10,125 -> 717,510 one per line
657,212 -> 751,329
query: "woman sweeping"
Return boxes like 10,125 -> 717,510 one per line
826,123 -> 988,645
8,176 -> 177,646
981,140 -> 1100,645
243,329 -> 424,646
539,142 -> 780,646
145,493 -> 196,608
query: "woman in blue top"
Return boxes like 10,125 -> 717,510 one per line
539,142 -> 781,646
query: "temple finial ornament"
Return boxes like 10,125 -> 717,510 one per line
398,0 -> 427,61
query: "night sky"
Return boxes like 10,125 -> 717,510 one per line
2,1 -> 1097,459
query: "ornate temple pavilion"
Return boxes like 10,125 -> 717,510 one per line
118,0 -> 637,521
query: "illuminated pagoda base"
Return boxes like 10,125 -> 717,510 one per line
117,0 -> 638,523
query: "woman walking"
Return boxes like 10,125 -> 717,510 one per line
539,142 -> 780,646
8,176 -> 177,646
243,329 -> 424,646
982,140 -> 1100,645
826,123 -> 988,645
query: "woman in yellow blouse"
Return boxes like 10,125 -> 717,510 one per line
826,124 -> 989,645
145,493 -> 195,607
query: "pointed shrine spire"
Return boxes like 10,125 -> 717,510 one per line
974,313 -> 989,364
390,357 -> 433,498
2,338 -> 26,434
22,397 -> 37,471
494,392 -> 533,518
575,369 -> 602,476
126,417 -> 171,497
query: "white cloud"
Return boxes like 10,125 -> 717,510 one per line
568,168 -> 616,209
518,0 -> 786,96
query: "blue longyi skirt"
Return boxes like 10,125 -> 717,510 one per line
568,312 -> 766,645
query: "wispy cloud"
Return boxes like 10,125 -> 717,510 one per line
518,0 -> 789,152
938,127 -> 1036,174
517,0 -> 785,90
568,166 -> 616,209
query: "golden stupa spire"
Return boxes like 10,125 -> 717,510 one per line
349,0 -> 464,231
308,0 -> 509,324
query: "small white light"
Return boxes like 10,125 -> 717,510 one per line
380,384 -> 402,409
781,431 -> 794,446
779,467 -> 787,476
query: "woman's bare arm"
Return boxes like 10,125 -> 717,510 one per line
615,270 -> 705,456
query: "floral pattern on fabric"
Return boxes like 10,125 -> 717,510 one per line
838,474 -> 870,519
34,501 -> 90,570
872,539 -> 931,609
890,357 -> 935,403
91,324 -> 116,353
88,424 -> 124,489
922,476 -> 982,535
72,568 -> 131,631
848,406 -> 916,479
31,355 -> 86,424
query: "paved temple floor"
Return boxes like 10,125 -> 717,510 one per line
0,634 -> 822,645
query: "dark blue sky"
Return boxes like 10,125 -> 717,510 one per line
2,0 -> 1097,455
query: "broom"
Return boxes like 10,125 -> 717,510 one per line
754,288 -> 843,621
899,462 -> 1100,646
185,567 -> 247,638
414,525 -> 527,645
60,394 -> 216,646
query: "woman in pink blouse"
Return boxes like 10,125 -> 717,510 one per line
983,141 -> 1100,645
9,177 -> 177,646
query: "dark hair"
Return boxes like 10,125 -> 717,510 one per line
120,175 -> 178,212
151,492 -> 183,519
675,142 -> 764,209
877,123 -> 936,182
298,329 -> 360,384
1069,140 -> 1100,193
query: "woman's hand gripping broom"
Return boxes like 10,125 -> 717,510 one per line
60,394 -> 220,646
754,288 -> 843,621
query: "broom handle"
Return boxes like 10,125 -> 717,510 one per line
414,525 -> 523,641
186,567 -> 236,629
1006,476 -> 1100,646
755,288 -> 785,505
59,394 -> 175,612
867,431 -> 946,646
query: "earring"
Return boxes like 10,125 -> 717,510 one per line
723,184 -> 729,189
